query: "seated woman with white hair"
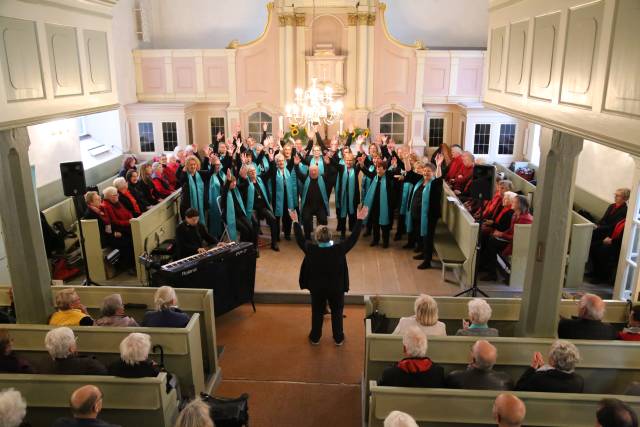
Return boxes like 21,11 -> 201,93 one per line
101,186 -> 133,236
379,326 -> 445,388
95,294 -> 139,327
456,298 -> 499,336
113,176 -> 142,217
0,388 -> 27,427
108,333 -> 160,378
141,286 -> 190,328
392,294 -> 447,336
515,340 -> 584,393
174,398 -> 215,427
43,327 -> 107,375
384,411 -> 418,427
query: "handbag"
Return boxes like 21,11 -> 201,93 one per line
200,392 -> 250,427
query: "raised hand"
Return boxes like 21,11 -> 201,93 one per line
216,131 -> 223,141
268,151 -> 275,162
531,352 -> 545,369
226,168 -> 232,180
263,122 -> 268,132
294,154 -> 301,165
323,154 -> 330,165
356,205 -> 369,220
289,209 -> 298,222
391,156 -> 398,167
435,153 -> 444,166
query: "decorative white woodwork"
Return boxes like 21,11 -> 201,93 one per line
0,17 -> 45,101
46,24 -> 83,97
485,0 -> 640,155
305,49 -> 346,95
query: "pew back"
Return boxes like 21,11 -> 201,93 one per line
80,219 -> 112,281
566,211 -> 596,289
368,382 -> 640,427
574,186 -> 611,221
0,373 -> 178,427
130,190 -> 181,282
2,314 -> 205,396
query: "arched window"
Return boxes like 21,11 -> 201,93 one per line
248,112 -> 272,141
379,112 -> 405,144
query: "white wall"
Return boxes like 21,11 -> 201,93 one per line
28,119 -> 82,187
576,140 -> 634,202
385,0 -> 489,48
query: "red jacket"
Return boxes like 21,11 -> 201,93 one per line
451,164 -> 473,193
163,163 -> 178,189
445,156 -> 463,181
101,200 -> 133,230
502,212 -> 533,256
152,176 -> 173,198
482,192 -> 502,219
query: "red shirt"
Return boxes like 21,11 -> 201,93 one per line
445,156 -> 464,181
152,177 -> 173,198
451,164 -> 473,193
611,219 -> 625,241
502,212 -> 533,256
483,192 -> 502,219
101,200 -> 133,229
163,163 -> 178,188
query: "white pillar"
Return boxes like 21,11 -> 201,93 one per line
518,128 -> 583,337
613,156 -> 640,300
0,128 -> 54,323
346,17 -> 358,112
285,19 -> 295,103
411,50 -> 427,154
295,14 -> 306,92
356,15 -> 368,110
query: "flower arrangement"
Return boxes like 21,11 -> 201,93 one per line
341,127 -> 370,139
284,124 -> 310,141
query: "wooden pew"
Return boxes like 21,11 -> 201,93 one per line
130,189 -> 182,282
440,184 -> 479,287
364,295 -> 629,336
368,382 -> 640,427
0,373 -> 178,427
1,314 -> 206,397
41,197 -> 79,252
566,211 -> 596,289
574,186 -> 611,222
0,285 -> 220,393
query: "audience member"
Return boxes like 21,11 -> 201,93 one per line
450,152 -> 474,195
596,398 -> 638,427
378,326 -> 445,388
49,289 -> 93,326
557,293 -> 618,340
101,187 -> 133,236
43,327 -> 107,375
138,164 -> 162,205
619,305 -> 640,341
515,340 -> 583,393
383,410 -> 418,427
151,162 -> 173,198
456,298 -> 499,336
174,398 -> 215,427
51,385 -> 121,427
446,340 -> 513,390
0,388 -> 28,427
141,286 -> 190,328
125,170 -> 152,211
0,330 -> 34,373
493,393 -> 525,427
95,294 -> 138,327
108,333 -> 160,378
113,177 -> 141,218
117,155 -> 136,178
392,294 -> 447,336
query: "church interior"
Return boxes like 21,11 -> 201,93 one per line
0,0 -> 640,426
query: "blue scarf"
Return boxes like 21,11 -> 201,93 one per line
309,157 -> 325,175
246,177 -> 272,215
363,175 -> 390,226
187,173 -> 205,225
337,167 -> 356,218
318,241 -> 334,248
225,187 -> 246,241
399,181 -> 413,215
361,164 -> 375,203
405,178 -> 433,237
208,174 -> 223,237
274,168 -> 296,216
301,176 -> 329,213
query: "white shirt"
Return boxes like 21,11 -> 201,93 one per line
392,316 -> 447,336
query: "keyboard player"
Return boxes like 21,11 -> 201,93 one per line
175,208 -> 219,259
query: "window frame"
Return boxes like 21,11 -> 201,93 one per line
161,121 -> 178,152
209,116 -> 226,144
473,123 -> 491,155
138,122 -> 155,153
497,123 -> 516,155
247,112 -> 272,142
379,111 -> 405,144
426,117 -> 445,148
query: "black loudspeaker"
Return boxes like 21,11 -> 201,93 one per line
60,161 -> 87,197
469,164 -> 495,201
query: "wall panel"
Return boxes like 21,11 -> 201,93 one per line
172,57 -> 195,94
45,24 -> 83,97
529,12 -> 560,101
0,17 -> 44,101
605,0 -> 640,117
140,57 -> 166,94
423,56 -> 450,97
560,1 -> 603,107
83,29 -> 112,94
505,20 -> 529,95
457,57 -> 483,97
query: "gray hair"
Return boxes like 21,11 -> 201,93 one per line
44,327 -> 76,359
151,162 -> 162,173
101,294 -> 124,317
113,177 -> 127,190
403,326 -> 428,358
314,225 -> 332,243
120,333 -> 151,366
579,293 -> 605,321
102,186 -> 118,198
174,398 -> 215,427
617,188 -> 631,201
0,388 -> 27,427
84,191 -> 99,205
549,340 -> 580,372
468,298 -> 492,325
499,179 -> 513,191
414,294 -> 439,327
154,286 -> 177,310
384,410 -> 419,427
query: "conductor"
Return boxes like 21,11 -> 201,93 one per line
290,205 -> 369,346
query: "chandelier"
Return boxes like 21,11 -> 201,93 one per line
285,78 -> 344,127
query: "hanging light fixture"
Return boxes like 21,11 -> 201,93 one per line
285,78 -> 343,127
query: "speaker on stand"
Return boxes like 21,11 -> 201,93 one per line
454,164 -> 496,298
60,161 -> 99,286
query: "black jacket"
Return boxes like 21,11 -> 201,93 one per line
108,359 -> 160,378
175,221 -> 217,259
446,366 -> 513,390
142,308 -> 190,328
378,357 -> 445,388
118,192 -> 140,217
52,418 -> 121,427
557,317 -> 618,340
83,208 -> 109,248
0,352 -> 35,374
515,367 -> 584,393
44,356 -> 107,376
127,182 -> 151,212
294,220 -> 362,293
179,171 -> 209,218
